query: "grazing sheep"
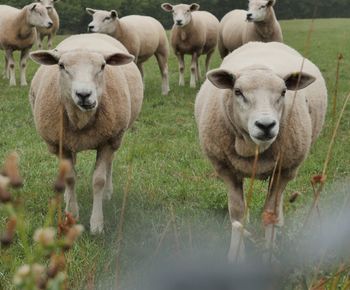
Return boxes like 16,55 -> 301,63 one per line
0,3 -> 53,86
36,0 -> 60,49
29,33 -> 144,234
161,3 -> 219,88
218,0 -> 283,58
86,8 -> 170,96
195,42 -> 327,261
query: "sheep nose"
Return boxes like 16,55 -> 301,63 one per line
47,21 -> 53,28
88,25 -> 94,32
176,20 -> 183,25
246,13 -> 253,20
255,120 -> 276,134
76,91 -> 92,102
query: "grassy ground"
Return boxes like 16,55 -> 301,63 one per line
0,18 -> 350,289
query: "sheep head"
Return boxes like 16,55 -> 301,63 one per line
161,3 -> 200,27
86,8 -> 119,35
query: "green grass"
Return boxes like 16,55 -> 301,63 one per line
0,18 -> 350,289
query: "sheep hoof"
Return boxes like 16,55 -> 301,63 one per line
103,189 -> 113,200
21,82 -> 28,87
90,221 -> 104,235
65,204 -> 79,220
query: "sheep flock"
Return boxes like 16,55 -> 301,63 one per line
1,0 -> 334,264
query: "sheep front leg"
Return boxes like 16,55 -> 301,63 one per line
63,152 -> 79,219
3,55 -> 9,79
176,53 -> 185,86
90,145 -> 115,234
215,162 -> 246,262
20,48 -> 30,86
205,50 -> 214,73
190,52 -> 198,88
47,34 -> 53,50
6,50 -> 16,86
37,33 -> 44,49
263,171 -> 291,259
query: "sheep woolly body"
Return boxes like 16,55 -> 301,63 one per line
36,0 -> 60,49
195,41 -> 327,259
30,34 -> 143,234
87,9 -> 169,95
219,0 -> 283,58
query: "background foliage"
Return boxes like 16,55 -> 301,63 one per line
4,0 -> 350,33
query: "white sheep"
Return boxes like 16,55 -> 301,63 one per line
219,0 -> 283,58
86,8 -> 170,96
0,3 -> 53,86
195,42 -> 327,261
36,0 -> 60,49
29,33 -> 144,234
161,3 -> 219,88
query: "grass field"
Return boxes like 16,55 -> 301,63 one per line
0,18 -> 350,289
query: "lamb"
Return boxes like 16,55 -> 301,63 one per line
29,33 -> 144,234
36,0 -> 60,49
218,0 -> 283,58
195,42 -> 327,261
86,8 -> 170,96
161,3 -> 219,88
0,3 -> 53,86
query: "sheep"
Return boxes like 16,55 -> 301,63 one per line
195,42 -> 327,261
0,3 -> 53,86
29,33 -> 144,234
86,8 -> 170,96
161,3 -> 219,88
218,0 -> 283,58
36,0 -> 60,49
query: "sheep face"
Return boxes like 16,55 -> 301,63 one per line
246,0 -> 275,22
27,3 -> 53,28
30,50 -> 134,112
37,0 -> 58,11
161,3 -> 200,27
207,67 -> 316,148
86,9 -> 118,35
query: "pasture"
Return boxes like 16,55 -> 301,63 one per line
0,18 -> 350,289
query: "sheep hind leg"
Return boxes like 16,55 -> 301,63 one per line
90,145 -> 115,234
6,50 -> 16,86
155,51 -> 170,96
47,34 -> 53,50
3,55 -> 8,79
20,48 -> 30,86
190,53 -> 198,88
63,152 -> 79,219
37,33 -> 44,49
205,50 -> 214,73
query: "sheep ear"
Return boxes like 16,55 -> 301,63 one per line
104,52 -> 135,66
190,3 -> 200,11
30,4 -> 37,11
267,0 -> 276,6
161,3 -> 173,12
110,10 -> 118,19
207,69 -> 236,90
284,72 -> 316,91
86,8 -> 97,15
30,50 -> 60,65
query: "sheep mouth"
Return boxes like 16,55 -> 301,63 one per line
253,134 -> 276,142
78,102 -> 97,111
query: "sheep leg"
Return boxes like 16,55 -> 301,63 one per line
262,172 -> 290,259
205,50 -> 214,73
196,59 -> 201,82
37,33 -> 44,49
176,53 -> 185,86
3,55 -> 9,79
6,49 -> 16,86
190,53 -> 198,88
103,153 -> 114,201
155,52 -> 170,96
90,145 -> 115,234
214,161 -> 246,262
63,152 -> 79,219
20,48 -> 30,86
47,34 -> 53,50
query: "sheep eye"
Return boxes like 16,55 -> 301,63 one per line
234,88 -> 242,96
281,89 -> 287,97
101,63 -> 106,71
104,17 -> 111,21
260,5 -> 266,9
59,63 -> 65,70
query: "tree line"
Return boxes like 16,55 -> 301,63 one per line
5,0 -> 350,33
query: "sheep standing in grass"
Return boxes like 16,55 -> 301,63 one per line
36,0 -> 60,49
0,3 -> 53,86
219,0 -> 283,58
86,8 -> 169,96
195,42 -> 327,260
161,3 -> 219,88
29,34 -> 144,234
